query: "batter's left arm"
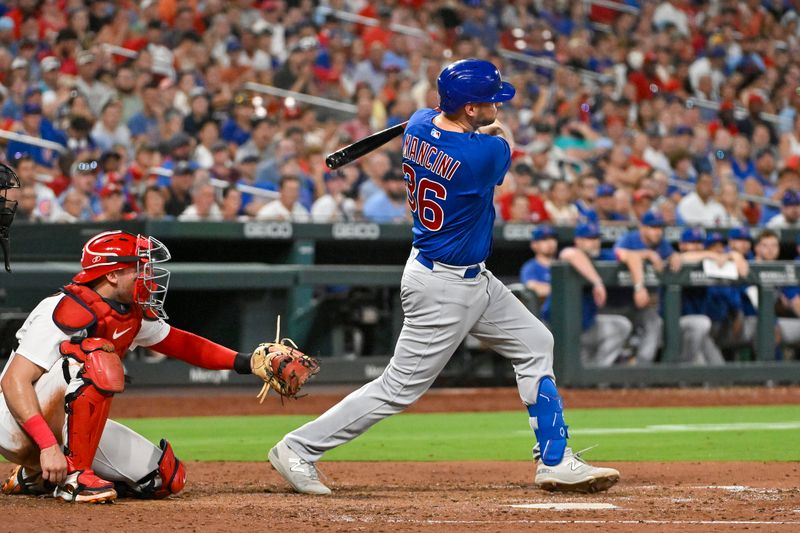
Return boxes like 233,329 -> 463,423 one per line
477,119 -> 514,151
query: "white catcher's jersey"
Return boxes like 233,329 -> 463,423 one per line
0,293 -> 171,383
0,293 -> 171,474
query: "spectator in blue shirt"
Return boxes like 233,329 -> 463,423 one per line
127,80 -> 162,144
574,175 -> 599,223
362,168 -> 408,223
595,183 -> 629,223
220,93 -> 254,146
6,103 -> 66,169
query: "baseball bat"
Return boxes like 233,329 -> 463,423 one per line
325,120 -> 409,169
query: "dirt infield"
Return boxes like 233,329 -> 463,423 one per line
3,386 -> 800,531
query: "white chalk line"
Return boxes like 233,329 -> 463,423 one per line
514,421 -> 800,436
332,517 -> 800,526
510,503 -> 619,510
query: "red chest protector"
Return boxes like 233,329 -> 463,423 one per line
52,283 -> 143,357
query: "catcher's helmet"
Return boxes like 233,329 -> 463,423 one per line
437,59 -> 516,114
74,230 -> 172,319
0,162 -> 20,273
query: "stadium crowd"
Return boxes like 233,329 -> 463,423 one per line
2,0 -> 799,228
3,0 -> 800,364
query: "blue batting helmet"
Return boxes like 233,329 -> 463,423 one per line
437,59 -> 516,114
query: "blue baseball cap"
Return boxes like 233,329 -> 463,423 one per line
532,225 -> 558,241
24,86 -> 41,98
673,125 -> 693,136
782,189 -> 800,206
709,45 -> 727,59
575,222 -> 600,239
22,102 -> 41,115
705,232 -> 725,247
640,211 -> 665,227
728,227 -> 751,241
323,169 -> 346,182
596,183 -> 616,197
680,227 -> 705,243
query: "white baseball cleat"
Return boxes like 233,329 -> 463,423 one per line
268,440 -> 331,495
53,470 -> 117,503
534,445 -> 620,493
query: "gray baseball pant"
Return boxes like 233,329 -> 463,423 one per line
680,315 -> 725,365
778,318 -> 800,346
635,306 -> 662,364
285,251 -> 555,462
580,314 -> 633,367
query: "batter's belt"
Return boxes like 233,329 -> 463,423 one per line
413,249 -> 484,279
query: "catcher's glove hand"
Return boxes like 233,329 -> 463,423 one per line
251,317 -> 320,403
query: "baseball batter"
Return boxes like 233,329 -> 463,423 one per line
0,230 -> 317,503
269,59 -> 620,495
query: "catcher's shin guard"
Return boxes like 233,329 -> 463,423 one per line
527,377 -> 568,467
57,338 -> 124,502
120,439 -> 186,499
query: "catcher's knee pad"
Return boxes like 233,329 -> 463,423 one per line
126,439 -> 186,499
527,377 -> 568,467
61,338 -> 125,394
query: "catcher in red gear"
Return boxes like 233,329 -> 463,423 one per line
0,230 -> 319,503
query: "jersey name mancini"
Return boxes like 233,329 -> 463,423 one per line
402,134 -> 461,181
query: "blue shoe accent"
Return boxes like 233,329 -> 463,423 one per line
527,377 -> 568,466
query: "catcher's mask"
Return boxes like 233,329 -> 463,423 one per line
0,163 -> 20,273
73,230 -> 172,319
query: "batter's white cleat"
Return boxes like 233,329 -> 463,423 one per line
53,470 -> 117,503
268,440 -> 331,495
2,465 -> 50,496
534,445 -> 620,493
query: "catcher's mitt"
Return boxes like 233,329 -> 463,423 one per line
252,317 -> 320,403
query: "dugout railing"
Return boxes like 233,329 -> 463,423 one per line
3,260 -> 800,387
4,222 -> 800,387
549,261 -> 800,386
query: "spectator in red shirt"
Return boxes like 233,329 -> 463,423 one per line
361,8 -> 393,50
497,163 -> 549,223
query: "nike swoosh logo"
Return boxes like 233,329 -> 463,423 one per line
112,327 -> 132,340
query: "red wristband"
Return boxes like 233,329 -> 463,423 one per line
22,414 -> 58,450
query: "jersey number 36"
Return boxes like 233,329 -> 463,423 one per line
403,163 -> 447,231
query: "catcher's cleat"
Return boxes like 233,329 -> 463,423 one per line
268,440 -> 331,495
534,445 -> 620,494
2,465 -> 51,496
53,470 -> 117,503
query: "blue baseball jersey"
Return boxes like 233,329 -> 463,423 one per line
597,248 -> 617,261
613,230 -> 675,259
575,200 -> 599,224
520,258 -> 596,331
402,108 -> 511,266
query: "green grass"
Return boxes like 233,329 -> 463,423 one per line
113,404 -> 800,463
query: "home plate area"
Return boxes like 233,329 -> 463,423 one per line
3,461 -> 800,531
